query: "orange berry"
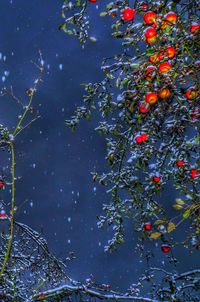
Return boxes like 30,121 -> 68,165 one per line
165,46 -> 176,59
158,62 -> 171,73
164,12 -> 178,25
158,88 -> 171,99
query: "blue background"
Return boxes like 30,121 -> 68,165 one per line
0,0 -> 198,295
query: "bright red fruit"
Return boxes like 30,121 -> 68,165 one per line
165,46 -> 176,59
144,11 -> 157,25
144,222 -> 152,231
135,136 -> 143,144
122,8 -> 135,21
135,133 -> 148,144
190,22 -> 200,34
159,62 -> 171,73
145,27 -> 157,38
0,210 -> 7,220
0,180 -> 5,188
153,176 -> 161,183
164,12 -> 178,24
138,102 -> 151,113
140,133 -> 148,142
176,160 -> 185,167
88,0 -> 97,2
161,244 -> 171,253
146,92 -> 158,105
190,169 -> 199,179
158,88 -> 171,99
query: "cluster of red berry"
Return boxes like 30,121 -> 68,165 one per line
120,4 -> 199,252
122,5 -> 199,182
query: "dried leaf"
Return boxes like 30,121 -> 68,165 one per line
150,232 -> 161,240
154,219 -> 166,225
173,204 -> 183,210
167,222 -> 176,233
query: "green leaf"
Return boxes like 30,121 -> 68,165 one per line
59,23 -> 66,31
130,63 -> 140,68
106,73 -> 115,79
100,12 -> 108,17
182,209 -> 190,220
145,48 -> 155,56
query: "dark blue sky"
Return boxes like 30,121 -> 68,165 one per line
0,0 -> 198,294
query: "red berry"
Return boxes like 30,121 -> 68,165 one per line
141,133 -> 148,142
146,92 -> 158,105
0,210 -> 7,220
153,176 -> 161,183
176,160 -> 185,167
141,2 -> 148,12
190,169 -> 199,179
164,12 -> 178,24
145,27 -> 157,38
135,135 -> 143,144
190,22 -> 200,34
88,0 -> 97,2
165,46 -> 176,59
122,8 -> 135,21
144,11 -> 157,25
0,180 -> 5,188
138,102 -> 151,113
144,222 -> 152,231
158,62 -> 171,73
161,244 -> 171,253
